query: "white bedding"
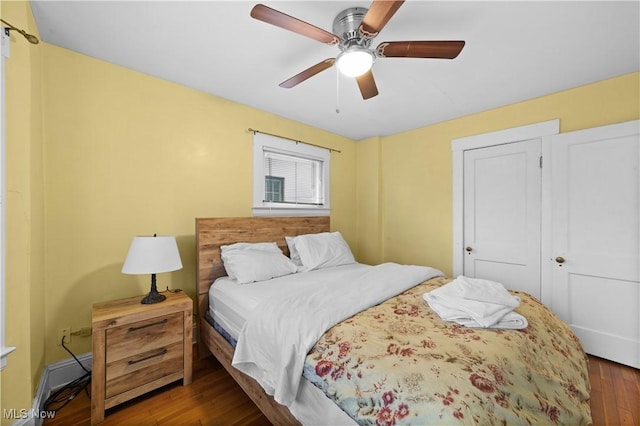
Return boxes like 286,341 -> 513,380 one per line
231,263 -> 443,407
208,263 -> 373,425
208,263 -> 372,339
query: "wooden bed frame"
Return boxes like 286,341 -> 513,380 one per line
195,216 -> 330,425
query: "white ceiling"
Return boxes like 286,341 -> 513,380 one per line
30,1 -> 639,140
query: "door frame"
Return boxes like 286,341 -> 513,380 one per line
451,120 -> 559,302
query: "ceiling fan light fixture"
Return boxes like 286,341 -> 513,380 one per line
336,48 -> 374,77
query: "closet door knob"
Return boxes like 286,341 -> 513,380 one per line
555,256 -> 565,264
465,246 -> 473,252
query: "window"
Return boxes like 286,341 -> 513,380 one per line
253,132 -> 330,216
264,175 -> 284,202
263,151 -> 322,205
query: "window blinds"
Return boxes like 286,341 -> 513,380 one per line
263,150 -> 323,205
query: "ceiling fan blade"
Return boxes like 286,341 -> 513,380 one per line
279,59 -> 336,89
376,40 -> 465,59
359,0 -> 405,39
356,70 -> 379,100
251,4 -> 340,45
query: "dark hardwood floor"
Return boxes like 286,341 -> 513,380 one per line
44,352 -> 270,426
589,355 -> 640,425
44,349 -> 639,425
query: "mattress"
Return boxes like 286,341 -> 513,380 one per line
208,263 -> 370,425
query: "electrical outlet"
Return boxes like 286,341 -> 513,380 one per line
57,327 -> 71,346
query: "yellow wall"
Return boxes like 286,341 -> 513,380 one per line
41,43 -> 357,363
359,72 -> 640,275
0,0 -> 46,422
355,136 -> 382,265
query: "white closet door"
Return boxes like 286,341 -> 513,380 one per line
463,139 -> 542,298
551,120 -> 639,368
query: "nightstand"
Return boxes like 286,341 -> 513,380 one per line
91,291 -> 192,424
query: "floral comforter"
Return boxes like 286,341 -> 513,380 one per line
303,276 -> 592,425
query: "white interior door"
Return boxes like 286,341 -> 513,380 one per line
463,139 -> 541,298
550,120 -> 639,368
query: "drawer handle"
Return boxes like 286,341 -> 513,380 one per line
128,318 -> 168,332
127,348 -> 168,365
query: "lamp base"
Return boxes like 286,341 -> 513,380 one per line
141,273 -> 167,304
141,291 -> 166,304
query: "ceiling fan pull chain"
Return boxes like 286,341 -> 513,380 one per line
335,67 -> 341,114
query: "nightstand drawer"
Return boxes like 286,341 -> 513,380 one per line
105,341 -> 184,398
106,312 -> 183,363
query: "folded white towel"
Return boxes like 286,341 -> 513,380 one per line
453,311 -> 528,330
424,289 -> 514,328
423,276 -> 527,329
454,275 -> 520,307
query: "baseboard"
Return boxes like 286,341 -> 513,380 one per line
22,332 -> 197,425
18,353 -> 93,426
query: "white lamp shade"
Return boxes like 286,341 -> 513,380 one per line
121,236 -> 183,274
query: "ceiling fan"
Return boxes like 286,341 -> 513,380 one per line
250,1 -> 465,100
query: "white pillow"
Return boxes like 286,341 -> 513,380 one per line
221,242 -> 281,254
220,242 -> 297,284
290,231 -> 356,271
285,236 -> 303,267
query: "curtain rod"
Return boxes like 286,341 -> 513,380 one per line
0,19 -> 39,44
247,128 -> 341,153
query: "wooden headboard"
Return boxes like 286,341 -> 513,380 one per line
195,216 -> 330,320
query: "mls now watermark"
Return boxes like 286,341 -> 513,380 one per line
3,408 -> 56,420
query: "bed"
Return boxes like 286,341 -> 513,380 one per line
196,216 -> 592,425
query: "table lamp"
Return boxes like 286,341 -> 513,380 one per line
121,234 -> 183,304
